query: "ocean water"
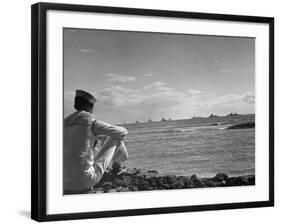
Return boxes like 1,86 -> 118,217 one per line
122,114 -> 255,177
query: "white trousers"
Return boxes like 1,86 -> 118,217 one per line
87,136 -> 128,187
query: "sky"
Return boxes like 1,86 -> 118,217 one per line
64,28 -> 255,124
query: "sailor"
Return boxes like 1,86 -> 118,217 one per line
63,90 -> 128,194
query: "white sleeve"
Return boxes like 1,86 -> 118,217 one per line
92,120 -> 128,140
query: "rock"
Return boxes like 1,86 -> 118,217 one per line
166,175 -> 177,184
88,168 -> 254,193
135,172 -> 146,179
116,187 -> 130,192
113,178 -> 128,187
102,181 -> 113,189
227,122 -> 255,129
122,175 -> 133,184
161,177 -> 168,184
106,189 -> 118,193
203,180 -> 219,187
189,175 -> 206,187
178,176 -> 190,187
137,178 -> 149,188
132,179 -> 140,186
173,180 -> 185,189
156,177 -> 165,186
147,177 -> 157,187
91,187 -> 104,193
227,176 -> 249,186
212,173 -> 229,182
112,162 -> 121,171
162,184 -> 171,189
127,168 -> 140,175
177,181 -> 185,188
185,183 -> 194,188
92,190 -> 105,194
157,187 -> 165,190
143,170 -> 159,178
247,175 -> 255,185
130,186 -> 139,191
139,183 -> 150,191
147,170 -> 158,174
191,174 -> 197,180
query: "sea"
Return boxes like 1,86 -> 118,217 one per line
122,114 -> 255,177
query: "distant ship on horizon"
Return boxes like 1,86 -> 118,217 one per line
209,114 -> 219,118
227,112 -> 241,117
120,113 -> 254,125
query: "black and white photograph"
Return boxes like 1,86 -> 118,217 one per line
30,2 -> 274,221
63,28 -> 256,195
0,0 -> 279,222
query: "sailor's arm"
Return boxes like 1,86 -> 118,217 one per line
92,120 -> 128,140
92,120 -> 128,163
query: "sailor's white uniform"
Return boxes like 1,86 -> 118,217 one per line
63,110 -> 128,192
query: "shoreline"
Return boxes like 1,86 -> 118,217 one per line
119,114 -> 255,126
87,120 -> 255,194
89,168 -> 255,194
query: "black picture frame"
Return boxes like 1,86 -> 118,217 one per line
31,2 -> 274,222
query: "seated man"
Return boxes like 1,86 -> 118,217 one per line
63,90 -> 129,194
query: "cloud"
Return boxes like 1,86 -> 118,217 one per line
194,90 -> 255,116
97,81 -> 185,107
80,49 -> 96,53
242,91 -> 255,103
64,84 -> 254,123
143,73 -> 153,77
143,81 -> 166,90
105,73 -> 136,82
64,86 -> 255,123
199,92 -> 254,107
90,81 -> 207,123
64,91 -> 75,99
187,89 -> 202,95
92,82 -> 184,122
214,59 -> 220,64
221,69 -> 231,74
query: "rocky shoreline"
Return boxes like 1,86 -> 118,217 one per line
89,168 -> 255,194
227,122 -> 255,129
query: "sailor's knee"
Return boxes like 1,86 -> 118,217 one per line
121,127 -> 128,136
117,127 -> 128,140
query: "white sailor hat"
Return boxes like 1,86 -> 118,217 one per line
75,90 -> 97,104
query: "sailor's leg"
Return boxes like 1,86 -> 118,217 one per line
95,136 -> 119,172
90,137 -> 129,186
112,141 -> 129,164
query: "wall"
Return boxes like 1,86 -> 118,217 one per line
0,0 -> 279,223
